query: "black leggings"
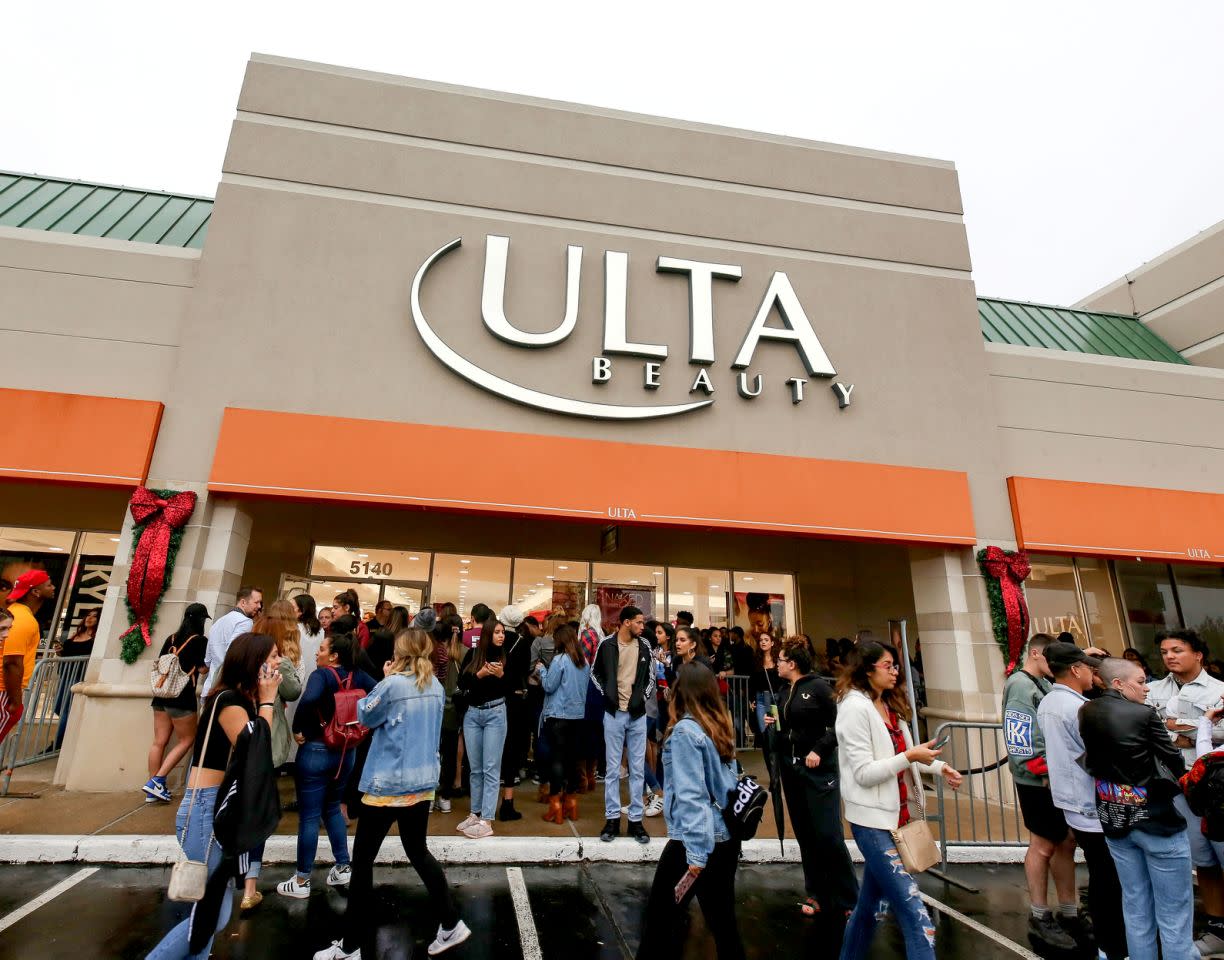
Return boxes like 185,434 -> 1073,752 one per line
1071,828 -> 1126,960
544,717 -> 581,795
438,727 -> 460,798
637,838 -> 745,960
780,764 -> 858,914
342,801 -> 459,953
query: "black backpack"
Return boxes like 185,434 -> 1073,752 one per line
722,768 -> 768,841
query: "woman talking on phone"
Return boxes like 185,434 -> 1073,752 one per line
835,641 -> 962,960
637,663 -> 745,960
147,633 -> 281,959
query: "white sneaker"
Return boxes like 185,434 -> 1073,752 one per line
428,919 -> 472,955
326,864 -> 351,887
276,875 -> 311,899
437,797 -> 452,813
456,813 -> 479,832
462,818 -> 493,839
314,939 -> 360,960
644,793 -> 664,817
1195,931 -> 1224,958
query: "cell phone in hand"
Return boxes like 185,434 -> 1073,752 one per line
932,733 -> 950,750
674,869 -> 698,904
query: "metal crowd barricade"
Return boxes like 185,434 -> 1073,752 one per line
0,655 -> 91,797
926,719 -> 1025,891
725,675 -> 757,750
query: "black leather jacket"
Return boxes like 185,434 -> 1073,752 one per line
1080,689 -> 1186,787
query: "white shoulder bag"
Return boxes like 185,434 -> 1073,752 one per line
167,697 -> 224,902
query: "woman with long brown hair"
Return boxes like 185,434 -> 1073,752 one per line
455,617 -> 508,838
835,641 -> 961,960
242,599 -> 303,908
637,663 -> 745,960
536,623 -> 591,823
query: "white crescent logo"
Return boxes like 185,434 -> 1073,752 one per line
411,238 -> 714,421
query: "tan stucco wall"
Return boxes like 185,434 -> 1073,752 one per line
0,226 -> 196,400
1076,218 -> 1224,369
986,342 -> 1224,492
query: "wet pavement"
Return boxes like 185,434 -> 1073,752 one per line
0,859 -> 1062,960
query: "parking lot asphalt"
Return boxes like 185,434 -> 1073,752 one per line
0,859 -> 1070,960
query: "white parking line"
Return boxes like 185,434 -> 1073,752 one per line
920,892 -> 1041,960
506,866 -> 543,960
0,867 -> 99,934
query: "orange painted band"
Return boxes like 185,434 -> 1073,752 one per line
209,407 -> 977,547
0,388 -> 163,488
1008,476 -> 1224,565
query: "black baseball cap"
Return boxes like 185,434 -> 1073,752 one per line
1045,641 -> 1101,673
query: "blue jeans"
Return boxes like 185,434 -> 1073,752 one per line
754,692 -> 775,736
147,787 -> 232,960
1105,829 -> 1196,960
294,740 -> 355,876
604,710 -> 647,821
840,823 -> 936,960
463,702 -> 507,820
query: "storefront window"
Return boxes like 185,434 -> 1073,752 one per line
1025,555 -> 1087,644
433,554 -> 510,622
592,563 -> 662,633
1115,561 -> 1180,663
310,545 -> 431,583
1172,565 -> 1224,654
59,533 -> 120,642
512,558 -> 588,623
0,526 -> 119,645
731,571 -> 795,640
1074,557 -> 1126,654
667,568 -> 728,628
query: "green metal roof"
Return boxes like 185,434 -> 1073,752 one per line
0,172 -> 212,249
978,297 -> 1187,364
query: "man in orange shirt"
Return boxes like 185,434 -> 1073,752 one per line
1,570 -> 54,746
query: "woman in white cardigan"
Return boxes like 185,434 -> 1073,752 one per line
835,641 -> 962,960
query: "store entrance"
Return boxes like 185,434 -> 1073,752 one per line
279,574 -> 429,620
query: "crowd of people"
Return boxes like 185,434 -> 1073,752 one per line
12,568 -> 1217,960
1004,629 -> 1224,960
127,581 -> 967,960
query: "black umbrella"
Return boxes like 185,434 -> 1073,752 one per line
765,717 -> 788,856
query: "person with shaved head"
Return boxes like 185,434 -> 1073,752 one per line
1081,655 -> 1193,960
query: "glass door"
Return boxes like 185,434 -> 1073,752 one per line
279,574 -> 428,620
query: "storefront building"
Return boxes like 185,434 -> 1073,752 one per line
1,55 -> 1222,792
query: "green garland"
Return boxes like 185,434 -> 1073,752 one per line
977,547 -> 1013,672
119,489 -> 188,665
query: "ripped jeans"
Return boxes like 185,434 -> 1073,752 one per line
839,823 -> 935,960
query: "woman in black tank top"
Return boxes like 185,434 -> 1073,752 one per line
147,631 -> 281,960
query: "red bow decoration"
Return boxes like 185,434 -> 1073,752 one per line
981,546 -> 1031,673
119,486 -> 198,648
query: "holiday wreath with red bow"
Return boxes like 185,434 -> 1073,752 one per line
977,546 -> 1032,675
118,486 -> 198,665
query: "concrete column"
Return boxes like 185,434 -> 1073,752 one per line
908,545 -> 1007,724
56,487 -> 253,791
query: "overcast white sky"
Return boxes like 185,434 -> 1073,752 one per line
5,2 -> 1223,306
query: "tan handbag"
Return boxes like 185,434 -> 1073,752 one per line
890,765 -> 941,874
167,698 -> 222,903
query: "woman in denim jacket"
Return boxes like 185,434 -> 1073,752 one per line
537,623 -> 591,824
313,628 -> 470,960
637,663 -> 745,960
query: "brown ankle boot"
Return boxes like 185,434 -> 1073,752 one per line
536,782 -> 550,804
562,793 -> 579,821
542,794 -> 564,824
